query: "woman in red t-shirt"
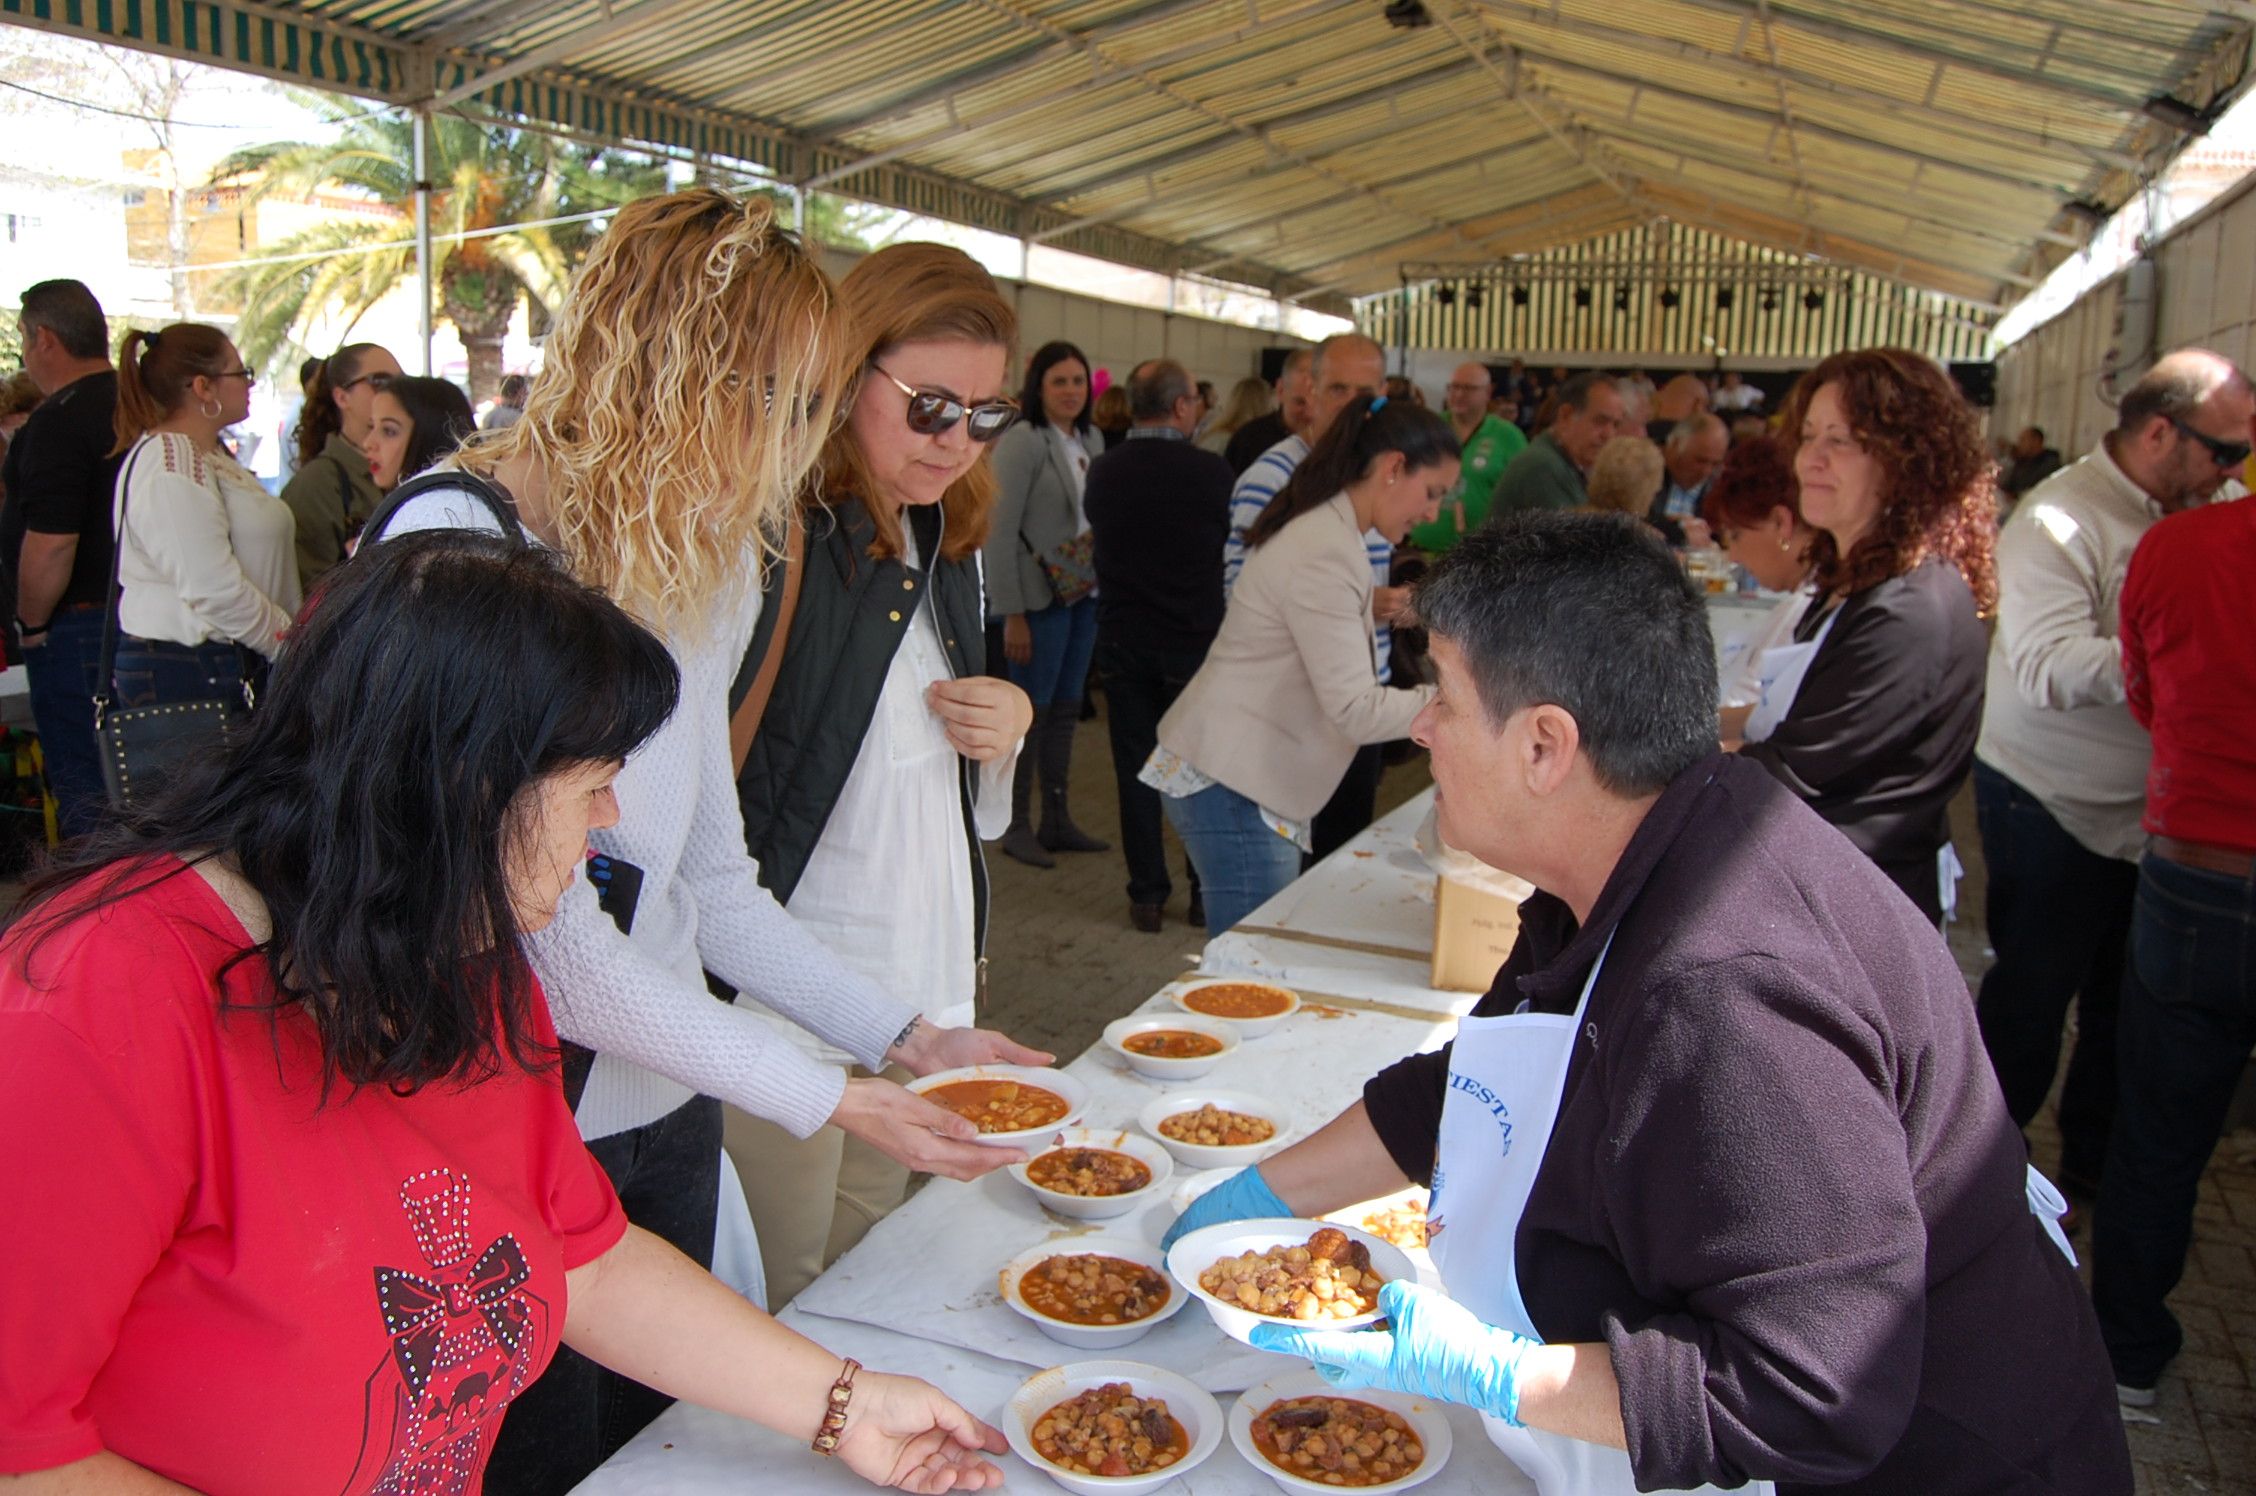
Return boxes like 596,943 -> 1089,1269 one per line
0,532 -> 1006,1495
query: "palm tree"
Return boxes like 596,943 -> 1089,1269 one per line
209,108 -> 668,398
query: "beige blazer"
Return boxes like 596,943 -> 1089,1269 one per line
1158,493 -> 1434,820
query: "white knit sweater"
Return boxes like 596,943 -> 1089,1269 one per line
383,487 -> 916,1140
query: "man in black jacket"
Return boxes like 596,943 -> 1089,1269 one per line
1085,358 -> 1233,932
1222,348 -> 1312,477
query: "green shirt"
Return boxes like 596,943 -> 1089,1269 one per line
1487,430 -> 1587,519
1410,414 -> 1528,552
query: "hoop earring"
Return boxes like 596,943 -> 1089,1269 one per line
198,396 -> 222,420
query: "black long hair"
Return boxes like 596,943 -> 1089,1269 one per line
6,532 -> 680,1095
1246,395 -> 1460,548
381,375 -> 477,488
1019,339 -> 1093,434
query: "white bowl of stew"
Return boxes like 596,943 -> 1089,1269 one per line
1001,1359 -> 1224,1495
999,1236 -> 1188,1350
1166,1218 -> 1415,1347
1170,977 -> 1301,1038
1136,1089 -> 1293,1171
1008,1126 -> 1175,1221
1228,1368 -> 1452,1493
1102,1012 -> 1240,1080
905,1064 -> 1088,1149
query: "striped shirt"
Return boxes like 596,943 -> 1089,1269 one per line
1224,433 -> 1393,683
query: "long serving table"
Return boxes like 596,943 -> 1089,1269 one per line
571,787 -> 1535,1494
572,593 -> 1770,1493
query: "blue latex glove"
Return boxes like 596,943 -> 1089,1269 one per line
1159,1165 -> 1291,1251
1247,1279 -> 1542,1427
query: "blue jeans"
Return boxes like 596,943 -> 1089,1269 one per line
22,606 -> 107,839
2091,852 -> 2256,1386
1971,761 -> 2135,1193
1008,594 -> 1099,708
111,635 -> 249,710
1163,781 -> 1303,936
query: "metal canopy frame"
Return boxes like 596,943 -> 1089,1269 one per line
3,0 -> 2249,331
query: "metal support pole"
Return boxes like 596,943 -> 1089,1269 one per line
1397,272 -> 1410,375
412,107 -> 434,376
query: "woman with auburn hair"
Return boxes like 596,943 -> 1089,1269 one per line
1737,347 -> 1997,924
0,532 -> 1010,1496
108,323 -> 298,730
1701,435 -> 1819,740
282,340 -> 401,586
364,190 -> 1046,1492
728,241 -> 1038,1306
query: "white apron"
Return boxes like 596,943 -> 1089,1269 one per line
1427,934 -> 1762,1496
1426,933 -> 2078,1496
1740,603 -> 1839,744
1739,599 -> 1974,928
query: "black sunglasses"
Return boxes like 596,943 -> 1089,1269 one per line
336,371 -> 394,394
2171,417 -> 2251,471
870,364 -> 1018,442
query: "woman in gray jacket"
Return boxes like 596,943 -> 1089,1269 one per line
986,339 -> 1110,866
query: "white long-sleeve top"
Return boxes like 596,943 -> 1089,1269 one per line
1975,441 -> 2159,861
383,486 -> 917,1141
780,528 -> 1015,1063
113,433 -> 299,657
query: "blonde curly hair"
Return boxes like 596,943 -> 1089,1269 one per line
461,189 -> 852,631
1585,434 -> 1665,517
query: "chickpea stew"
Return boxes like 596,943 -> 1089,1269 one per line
1182,982 -> 1294,1019
923,1078 -> 1070,1134
1159,1103 -> 1276,1148
1016,1253 -> 1172,1326
1122,1029 -> 1225,1059
1249,1396 -> 1425,1487
1199,1227 -> 1386,1322
1032,1382 -> 1190,1479
1025,1146 -> 1154,1198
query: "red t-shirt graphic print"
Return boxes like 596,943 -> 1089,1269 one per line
347,1170 -> 551,1495
0,862 -> 625,1493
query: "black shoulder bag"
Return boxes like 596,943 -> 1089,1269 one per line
93,439 -> 258,807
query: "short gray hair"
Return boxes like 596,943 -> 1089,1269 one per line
1665,413 -> 1726,450
1129,358 -> 1194,420
19,279 -> 108,361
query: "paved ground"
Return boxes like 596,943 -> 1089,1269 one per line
985,714 -> 2256,1494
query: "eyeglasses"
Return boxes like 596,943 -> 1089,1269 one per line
217,368 -> 256,383
336,371 -> 394,394
2170,417 -> 2251,470
870,364 -> 1018,442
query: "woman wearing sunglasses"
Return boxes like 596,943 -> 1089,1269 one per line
985,339 -> 1111,867
363,193 -> 1047,1493
107,324 -> 298,727
729,242 -> 1040,1307
281,341 -> 402,587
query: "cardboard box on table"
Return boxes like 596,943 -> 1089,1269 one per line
1431,874 -> 1525,992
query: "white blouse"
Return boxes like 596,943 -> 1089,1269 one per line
783,528 -> 1016,1055
113,433 -> 300,657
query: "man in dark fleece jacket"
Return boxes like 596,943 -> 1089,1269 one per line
1164,513 -> 2128,1495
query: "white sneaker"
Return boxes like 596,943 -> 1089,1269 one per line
2117,1382 -> 2158,1409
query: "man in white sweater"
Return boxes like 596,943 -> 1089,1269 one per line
1972,348 -> 2255,1209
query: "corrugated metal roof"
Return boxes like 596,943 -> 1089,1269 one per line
4,0 -> 2247,326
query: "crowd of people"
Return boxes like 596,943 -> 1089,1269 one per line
0,185 -> 2249,1495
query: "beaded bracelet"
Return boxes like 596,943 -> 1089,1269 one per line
811,1357 -> 861,1456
